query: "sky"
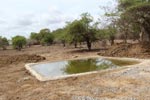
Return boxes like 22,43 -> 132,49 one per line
0,0 -> 117,39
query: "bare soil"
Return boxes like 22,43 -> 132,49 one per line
99,43 -> 150,58
0,43 -> 150,100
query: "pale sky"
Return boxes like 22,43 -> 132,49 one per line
0,0 -> 117,39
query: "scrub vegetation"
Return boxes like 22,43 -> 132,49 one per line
0,0 -> 150,100
1,0 -> 150,52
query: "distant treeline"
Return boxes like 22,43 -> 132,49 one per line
0,0 -> 150,51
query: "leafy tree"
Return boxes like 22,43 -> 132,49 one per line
67,13 -> 98,50
0,37 -> 9,50
52,28 -> 69,47
41,33 -> 54,46
30,28 -> 52,46
66,20 -> 84,48
100,4 -> 119,45
80,13 -> 99,50
12,36 -> 27,51
117,14 -> 131,43
126,4 -> 150,42
103,12 -> 118,45
105,25 -> 117,45
30,32 -> 40,45
39,28 -> 51,40
118,0 -> 150,11
118,0 -> 150,43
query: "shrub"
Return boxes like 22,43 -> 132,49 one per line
40,33 -> 54,46
12,36 -> 27,51
0,37 -> 9,50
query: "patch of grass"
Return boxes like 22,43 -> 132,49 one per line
107,59 -> 140,66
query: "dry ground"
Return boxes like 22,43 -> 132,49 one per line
0,44 -> 150,100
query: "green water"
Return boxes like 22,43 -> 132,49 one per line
31,58 -> 139,77
63,59 -> 115,74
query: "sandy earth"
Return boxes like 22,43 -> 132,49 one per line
0,44 -> 150,100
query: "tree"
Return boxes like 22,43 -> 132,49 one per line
103,11 -> 118,45
30,28 -> 52,46
105,25 -> 117,45
52,28 -> 69,47
125,4 -> 150,43
118,0 -> 150,43
39,28 -> 52,44
0,37 -> 9,50
100,3 -> 119,45
118,0 -> 150,11
12,36 -> 27,51
67,13 -> 98,51
30,32 -> 41,45
39,28 -> 51,40
80,13 -> 98,50
117,14 -> 131,43
66,20 -> 84,48
41,33 -> 54,46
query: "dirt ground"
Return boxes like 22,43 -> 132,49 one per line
1,44 -> 150,100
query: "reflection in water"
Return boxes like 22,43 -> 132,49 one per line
63,58 -> 117,74
31,58 -> 137,77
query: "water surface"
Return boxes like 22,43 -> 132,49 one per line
31,58 -> 125,77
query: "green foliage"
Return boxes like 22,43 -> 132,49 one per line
39,28 -> 51,40
66,20 -> 85,47
41,33 -> 54,46
107,26 -> 117,38
0,37 -> 9,50
30,32 -> 40,41
119,3 -> 150,42
116,0 -> 150,42
96,26 -> 117,45
118,0 -> 150,11
105,26 -> 117,45
12,36 -> 27,51
30,28 -> 54,46
53,28 -> 68,42
96,29 -> 108,40
66,13 -> 98,50
30,32 -> 40,44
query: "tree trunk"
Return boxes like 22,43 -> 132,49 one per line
110,36 -> 115,46
2,46 -> 6,50
63,43 -> 66,47
139,31 -> 144,43
61,40 -> 66,47
140,26 -> 150,43
18,45 -> 22,51
79,42 -> 82,48
110,39 -> 114,46
86,39 -> 91,51
74,42 -> 77,48
18,47 -> 21,51
124,32 -> 127,44
62,42 -> 66,47
140,27 -> 145,43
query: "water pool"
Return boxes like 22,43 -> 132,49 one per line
25,57 -> 139,81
